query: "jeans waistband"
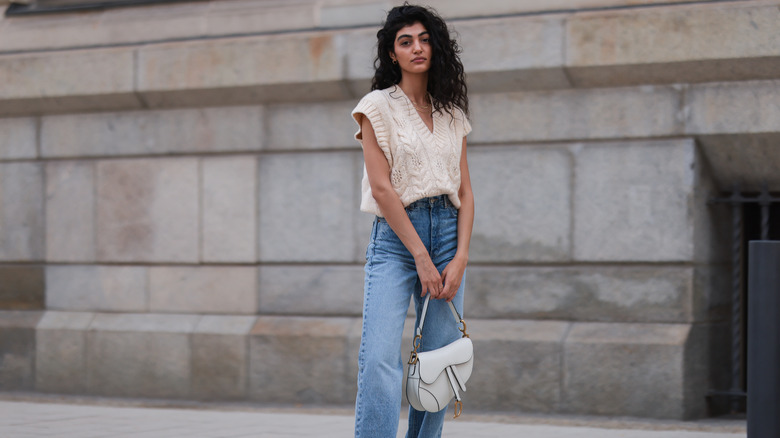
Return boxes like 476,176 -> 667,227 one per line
405,195 -> 452,211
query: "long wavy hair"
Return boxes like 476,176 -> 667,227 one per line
372,3 -> 469,118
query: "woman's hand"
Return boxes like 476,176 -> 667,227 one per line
440,254 -> 467,302
415,254 -> 443,298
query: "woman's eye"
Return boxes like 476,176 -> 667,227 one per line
400,41 -> 409,46
422,38 -> 429,43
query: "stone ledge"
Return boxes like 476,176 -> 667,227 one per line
2,2 -> 779,116
469,86 -> 684,144
0,0 -> 708,53
0,311 -> 725,418
465,265 -> 694,323
40,106 -> 264,159
0,48 -> 140,117
566,2 -> 780,87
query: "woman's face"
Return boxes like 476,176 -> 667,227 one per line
390,22 -> 431,75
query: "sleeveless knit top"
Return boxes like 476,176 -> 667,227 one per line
352,85 -> 472,216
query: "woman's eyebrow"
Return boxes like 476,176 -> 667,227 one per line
396,31 -> 429,42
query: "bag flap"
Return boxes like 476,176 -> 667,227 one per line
416,337 -> 473,384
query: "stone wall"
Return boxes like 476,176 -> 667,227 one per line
0,0 -> 775,419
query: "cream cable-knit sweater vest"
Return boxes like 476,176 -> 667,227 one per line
352,86 -> 472,216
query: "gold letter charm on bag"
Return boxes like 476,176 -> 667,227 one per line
405,296 -> 474,418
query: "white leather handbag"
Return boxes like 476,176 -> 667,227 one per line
405,295 -> 473,418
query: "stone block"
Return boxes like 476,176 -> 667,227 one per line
0,0 -> 316,52
426,0 -> 704,18
573,139 -> 696,262
0,117 -> 36,160
249,316 -> 356,404
258,265 -> 364,316
35,311 -> 93,394
0,9 -> 104,53
458,16 -> 570,93
466,266 -> 694,323
687,80 -> 780,136
0,2 -> 205,54
467,319 -> 568,412
686,81 -> 780,190
468,86 -> 682,144
46,265 -> 147,312
0,310 -> 42,390
191,315 -> 256,400
137,33 -> 347,108
563,322 -> 691,419
319,2 -> 389,28
45,161 -> 95,262
693,265 -> 730,323
688,145 -> 730,266
41,106 -> 263,159
258,151 -> 358,262
265,100 -> 358,150
207,1 -> 316,36
95,1 -> 209,45
566,3 -> 780,87
342,27 -> 376,95
0,162 -> 44,261
202,157 -> 257,263
685,322 -> 730,418
149,266 -> 257,314
0,48 -> 140,117
96,158 -> 199,263
0,265 -> 44,310
86,313 -> 199,398
695,133 -> 780,192
468,146 -> 571,262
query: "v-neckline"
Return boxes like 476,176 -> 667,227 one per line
396,86 -> 435,136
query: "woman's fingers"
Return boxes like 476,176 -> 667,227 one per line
440,259 -> 466,301
416,257 -> 442,298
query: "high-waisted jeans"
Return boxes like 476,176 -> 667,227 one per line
354,195 -> 465,438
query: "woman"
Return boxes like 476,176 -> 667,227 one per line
351,4 -> 474,437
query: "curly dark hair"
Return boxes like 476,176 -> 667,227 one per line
372,3 -> 469,118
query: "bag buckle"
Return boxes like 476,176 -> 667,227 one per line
408,334 -> 422,365
454,400 -> 463,418
458,319 -> 469,338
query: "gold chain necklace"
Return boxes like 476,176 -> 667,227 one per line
410,96 -> 431,112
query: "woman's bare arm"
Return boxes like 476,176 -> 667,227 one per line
440,136 -> 474,302
360,115 -> 443,298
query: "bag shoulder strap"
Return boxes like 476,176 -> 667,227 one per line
415,295 -> 464,337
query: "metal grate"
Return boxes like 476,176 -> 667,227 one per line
709,185 -> 780,414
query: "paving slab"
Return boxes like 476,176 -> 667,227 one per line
0,398 -> 746,438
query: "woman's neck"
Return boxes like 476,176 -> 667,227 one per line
398,73 -> 429,106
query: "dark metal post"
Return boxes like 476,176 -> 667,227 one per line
747,241 -> 780,437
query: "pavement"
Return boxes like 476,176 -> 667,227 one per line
0,393 -> 747,438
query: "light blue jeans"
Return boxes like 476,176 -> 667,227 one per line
354,195 -> 466,438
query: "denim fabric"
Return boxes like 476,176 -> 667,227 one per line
354,195 -> 466,438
